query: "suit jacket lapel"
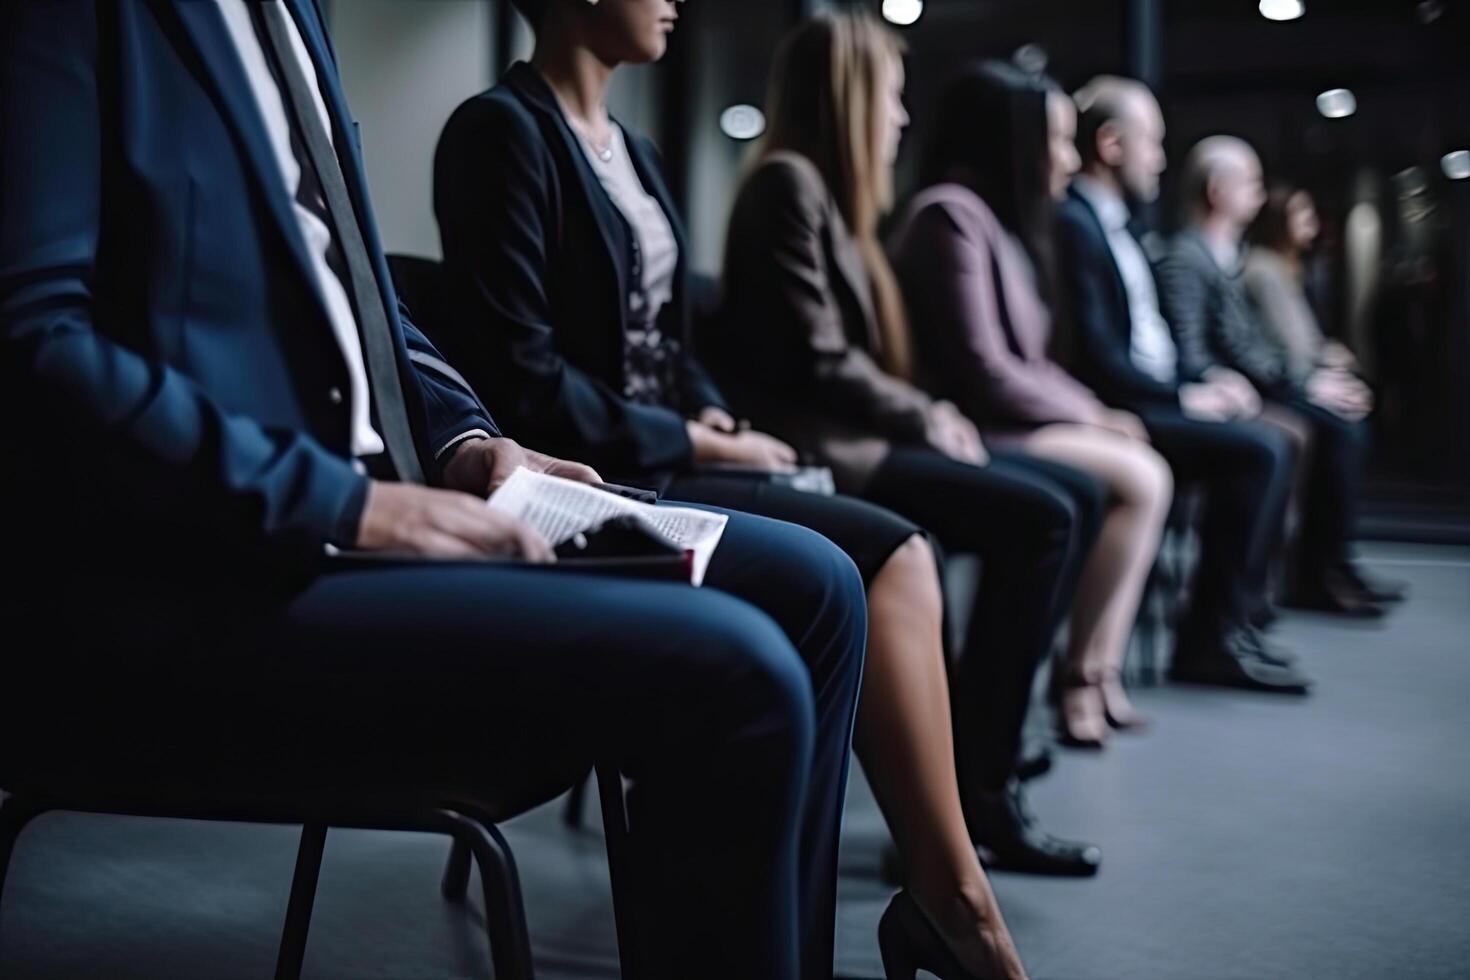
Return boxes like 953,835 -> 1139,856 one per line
506,64 -> 632,324
1068,186 -> 1135,342
171,0 -> 324,312
624,133 -> 689,322
285,0 -> 398,314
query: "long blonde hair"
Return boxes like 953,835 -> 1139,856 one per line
760,11 -> 914,379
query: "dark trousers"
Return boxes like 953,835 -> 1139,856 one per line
1273,398 -> 1369,583
30,507 -> 866,980
1138,408 -> 1295,638
863,448 -> 1104,792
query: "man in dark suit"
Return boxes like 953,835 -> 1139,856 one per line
1055,76 -> 1311,694
0,4 -> 865,977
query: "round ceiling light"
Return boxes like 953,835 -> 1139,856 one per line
1316,88 -> 1357,119
719,104 -> 766,142
882,0 -> 924,27
1259,0 -> 1305,21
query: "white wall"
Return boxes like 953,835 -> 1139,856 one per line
331,0 -> 495,260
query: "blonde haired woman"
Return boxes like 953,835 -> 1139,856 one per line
435,2 -> 1027,977
711,11 -> 1120,976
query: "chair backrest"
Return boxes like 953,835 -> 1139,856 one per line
387,254 -> 454,350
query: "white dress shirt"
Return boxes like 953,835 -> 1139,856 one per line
216,0 -> 385,459
1073,175 -> 1178,385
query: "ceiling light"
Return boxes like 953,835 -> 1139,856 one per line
1442,150 -> 1470,181
882,0 -> 924,27
1316,88 -> 1356,119
719,104 -> 766,142
1259,0 -> 1305,21
1417,0 -> 1445,25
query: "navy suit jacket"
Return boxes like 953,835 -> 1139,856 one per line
433,63 -> 728,479
1055,187 -> 1185,411
0,0 -> 495,592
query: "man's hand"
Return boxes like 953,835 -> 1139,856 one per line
924,401 -> 988,466
1306,369 -> 1372,422
355,481 -> 555,562
687,421 -> 800,472
1093,408 -> 1150,442
1204,367 -> 1262,418
697,405 -> 742,434
1319,341 -> 1358,372
1179,381 -> 1237,422
441,436 -> 602,498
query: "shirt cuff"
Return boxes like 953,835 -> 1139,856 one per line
434,428 -> 494,461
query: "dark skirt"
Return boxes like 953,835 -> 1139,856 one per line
665,474 -> 919,586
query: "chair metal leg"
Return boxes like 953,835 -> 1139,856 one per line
0,796 -> 44,952
274,823 -> 328,980
430,809 -> 534,980
441,836 -> 472,902
596,764 -> 639,980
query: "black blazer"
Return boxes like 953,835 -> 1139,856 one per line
1054,188 -> 1183,410
433,63 -> 729,479
0,0 -> 494,592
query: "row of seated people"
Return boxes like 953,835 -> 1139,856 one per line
0,2 -> 1400,979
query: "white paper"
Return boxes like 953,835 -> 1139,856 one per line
487,468 -> 727,585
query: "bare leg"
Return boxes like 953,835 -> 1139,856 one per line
855,534 -> 1027,980
1023,425 -> 1173,735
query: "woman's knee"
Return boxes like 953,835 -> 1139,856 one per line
872,533 -> 944,620
1120,443 -> 1175,517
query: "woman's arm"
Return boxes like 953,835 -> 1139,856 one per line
898,200 -> 1105,427
433,97 -> 692,473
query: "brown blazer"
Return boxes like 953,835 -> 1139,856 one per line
708,152 -> 934,492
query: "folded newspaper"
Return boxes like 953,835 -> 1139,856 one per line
487,468 -> 728,586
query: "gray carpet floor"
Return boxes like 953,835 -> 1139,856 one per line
2,542 -> 1466,979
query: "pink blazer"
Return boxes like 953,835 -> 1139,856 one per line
890,183 -> 1105,438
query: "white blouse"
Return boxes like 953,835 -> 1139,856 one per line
576,125 -> 679,327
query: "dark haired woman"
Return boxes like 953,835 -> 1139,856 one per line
434,2 -> 1030,977
889,62 -> 1173,747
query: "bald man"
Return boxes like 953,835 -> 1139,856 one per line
1055,77 -> 1311,694
1158,135 -> 1389,618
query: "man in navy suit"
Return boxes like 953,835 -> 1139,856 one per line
1055,76 -> 1311,695
0,4 -> 864,977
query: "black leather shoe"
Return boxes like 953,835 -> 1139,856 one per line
1339,561 -> 1407,604
1170,625 -> 1312,695
1015,743 -> 1053,783
1283,566 -> 1387,618
1249,599 -> 1280,630
967,782 -> 1101,877
1244,626 -> 1299,668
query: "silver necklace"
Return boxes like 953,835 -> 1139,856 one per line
570,115 -> 614,163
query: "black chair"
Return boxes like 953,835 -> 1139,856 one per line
386,253 -> 643,977
0,754 -> 534,979
1129,488 -> 1201,684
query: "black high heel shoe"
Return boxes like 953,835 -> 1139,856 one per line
877,890 -> 1000,980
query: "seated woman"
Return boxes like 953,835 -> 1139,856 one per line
433,2 -> 1027,978
1244,186 -> 1374,400
710,3 -> 1108,899
888,62 -> 1174,747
